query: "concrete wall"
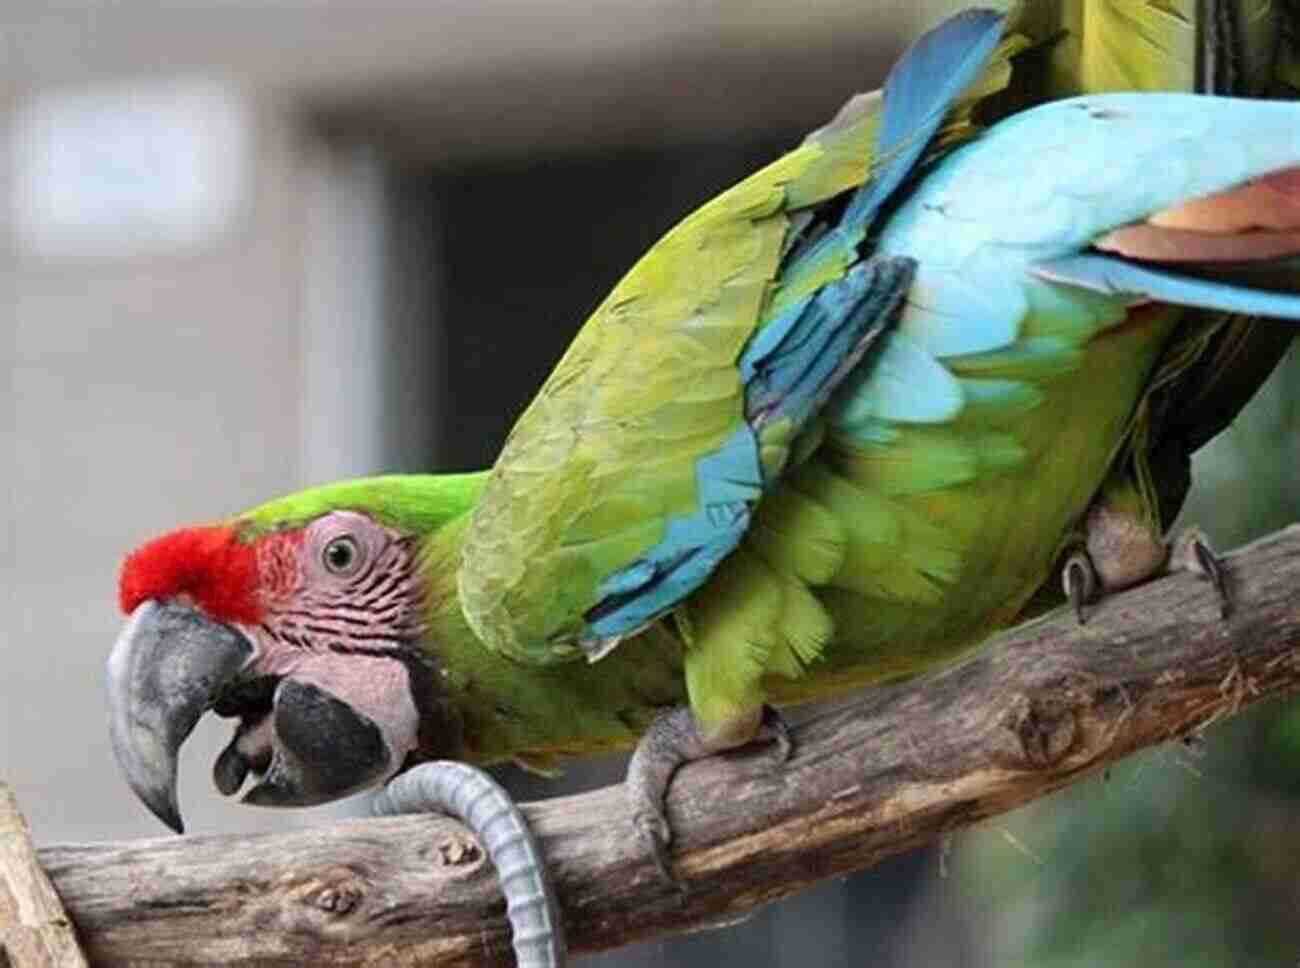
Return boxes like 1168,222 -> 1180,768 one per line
3,98 -> 325,841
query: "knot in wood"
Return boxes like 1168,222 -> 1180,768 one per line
997,692 -> 1077,769
309,882 -> 361,916
292,868 -> 369,924
436,834 -> 480,866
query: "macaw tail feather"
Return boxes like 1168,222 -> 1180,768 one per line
1033,254 -> 1300,320
1036,164 -> 1300,320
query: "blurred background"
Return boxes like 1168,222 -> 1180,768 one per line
5,1 -> 1300,964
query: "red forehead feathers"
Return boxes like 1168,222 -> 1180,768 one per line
118,525 -> 263,625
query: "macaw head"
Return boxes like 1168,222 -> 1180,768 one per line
107,474 -> 483,832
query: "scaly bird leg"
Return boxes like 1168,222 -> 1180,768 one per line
371,762 -> 564,968
626,705 -> 791,886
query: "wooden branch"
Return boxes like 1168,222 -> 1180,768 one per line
36,524 -> 1300,966
0,786 -> 88,968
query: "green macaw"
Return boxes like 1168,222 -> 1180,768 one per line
106,3 -> 1300,964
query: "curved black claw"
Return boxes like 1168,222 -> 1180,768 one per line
633,805 -> 678,891
1174,529 -> 1231,619
625,704 -> 794,890
1061,551 -> 1098,626
372,762 -> 564,968
757,705 -> 794,767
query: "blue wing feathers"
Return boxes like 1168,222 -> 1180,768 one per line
746,257 -> 917,429
780,9 -> 1005,312
829,331 -> 964,429
738,293 -> 818,387
841,8 -> 1005,232
584,433 -> 756,644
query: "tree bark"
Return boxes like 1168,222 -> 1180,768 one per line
33,524 -> 1300,966
0,786 -> 88,968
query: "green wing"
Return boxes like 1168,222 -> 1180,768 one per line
457,89 -> 884,665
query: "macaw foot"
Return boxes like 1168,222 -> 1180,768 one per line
1062,509 -> 1229,624
625,704 -> 791,887
371,762 -> 564,968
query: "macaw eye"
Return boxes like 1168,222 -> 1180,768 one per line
322,535 -> 362,576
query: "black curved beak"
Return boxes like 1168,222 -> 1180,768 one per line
106,600 -> 254,833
